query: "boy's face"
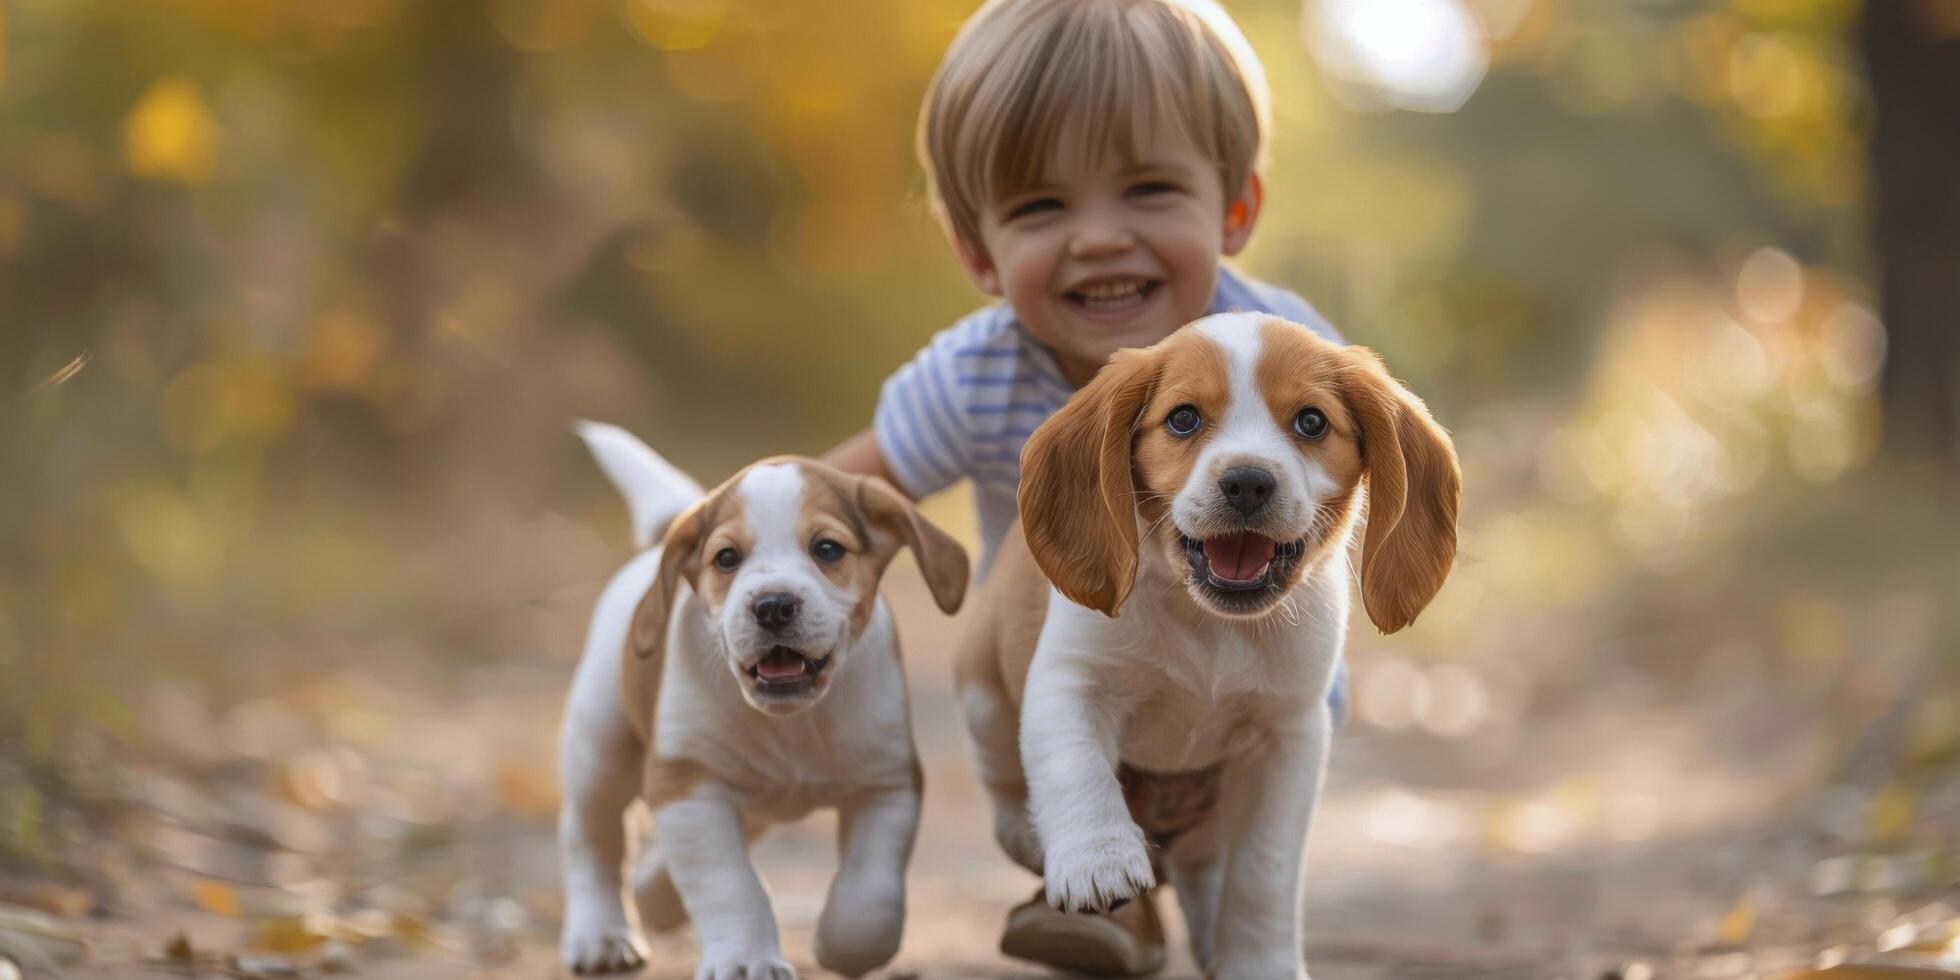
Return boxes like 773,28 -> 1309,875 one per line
955,119 -> 1260,387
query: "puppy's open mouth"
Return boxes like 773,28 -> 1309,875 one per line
745,645 -> 831,694
1181,531 -> 1306,609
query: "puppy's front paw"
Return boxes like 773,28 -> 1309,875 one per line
560,919 -> 645,975
1041,825 -> 1155,914
694,949 -> 797,980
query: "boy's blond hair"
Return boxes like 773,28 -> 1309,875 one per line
919,0 -> 1271,250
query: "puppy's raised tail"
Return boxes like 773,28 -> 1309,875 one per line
572,420 -> 705,551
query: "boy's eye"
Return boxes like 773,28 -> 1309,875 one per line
1005,197 -> 1061,221
1129,181 -> 1177,197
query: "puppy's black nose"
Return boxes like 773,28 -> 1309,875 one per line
752,592 -> 800,632
1219,466 -> 1275,518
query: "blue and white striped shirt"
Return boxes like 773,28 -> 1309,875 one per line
875,265 -> 1344,576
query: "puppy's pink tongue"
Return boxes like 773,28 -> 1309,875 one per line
1204,532 -> 1277,582
755,649 -> 806,680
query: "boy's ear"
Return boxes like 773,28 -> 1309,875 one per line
950,231 -> 1003,296
1222,172 -> 1264,257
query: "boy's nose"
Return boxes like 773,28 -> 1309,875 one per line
1068,215 -> 1135,258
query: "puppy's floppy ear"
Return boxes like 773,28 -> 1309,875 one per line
1339,349 -> 1461,634
1018,348 -> 1160,616
857,475 -> 970,615
630,499 -> 707,661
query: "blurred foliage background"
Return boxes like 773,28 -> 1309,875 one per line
3,0 -> 1960,973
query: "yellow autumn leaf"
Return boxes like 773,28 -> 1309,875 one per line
190,880 -> 240,918
1869,782 -> 1916,842
1715,895 -> 1755,945
245,916 -> 328,955
123,78 -> 219,185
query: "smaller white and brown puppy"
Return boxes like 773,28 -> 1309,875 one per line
956,313 -> 1460,979
558,423 -> 967,979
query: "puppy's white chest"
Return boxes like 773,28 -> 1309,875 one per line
1113,634 -> 1274,772
1118,686 -> 1267,772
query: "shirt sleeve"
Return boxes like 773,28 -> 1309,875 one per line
1262,283 -> 1346,346
1217,265 -> 1347,345
873,327 -> 973,499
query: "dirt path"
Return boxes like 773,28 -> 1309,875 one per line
9,568 -> 1958,979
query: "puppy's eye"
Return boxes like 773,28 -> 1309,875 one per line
811,538 -> 845,563
1166,405 -> 1202,437
713,547 -> 742,571
1293,407 -> 1329,441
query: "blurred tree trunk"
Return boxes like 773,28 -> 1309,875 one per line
1859,1 -> 1960,479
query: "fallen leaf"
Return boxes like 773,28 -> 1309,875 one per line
165,931 -> 195,962
246,916 -> 329,955
1718,896 -> 1757,945
190,880 -> 240,918
1870,783 -> 1917,842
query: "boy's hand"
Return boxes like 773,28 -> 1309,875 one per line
821,428 -> 908,497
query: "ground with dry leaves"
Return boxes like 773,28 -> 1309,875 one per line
5,560 -> 1959,980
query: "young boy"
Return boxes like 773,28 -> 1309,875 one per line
824,0 -> 1346,971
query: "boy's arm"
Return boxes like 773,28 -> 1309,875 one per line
822,427 -> 913,499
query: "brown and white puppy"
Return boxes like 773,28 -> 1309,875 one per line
955,313 -> 1459,979
559,423 -> 967,979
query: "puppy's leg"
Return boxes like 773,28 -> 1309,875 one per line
815,784 -> 920,977
959,682 -> 1041,873
1021,655 -> 1153,914
632,811 -> 769,933
1209,709 -> 1331,980
557,703 -> 645,974
651,789 -> 796,980
629,853 -> 687,933
1164,818 -> 1225,973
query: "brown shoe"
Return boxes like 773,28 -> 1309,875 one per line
999,887 -> 1166,977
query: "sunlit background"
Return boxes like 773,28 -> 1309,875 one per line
4,0 -> 1958,977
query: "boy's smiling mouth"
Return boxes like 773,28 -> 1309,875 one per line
1063,276 -> 1163,318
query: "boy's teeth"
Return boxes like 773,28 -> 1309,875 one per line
1079,280 -> 1143,300
1074,280 -> 1151,308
